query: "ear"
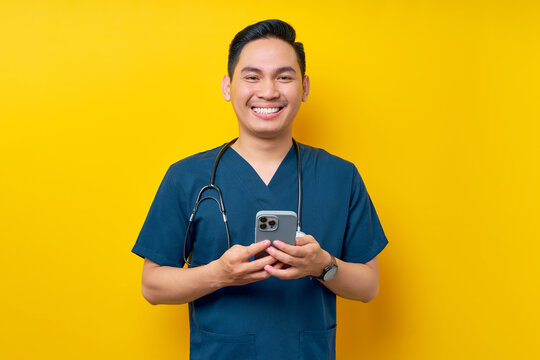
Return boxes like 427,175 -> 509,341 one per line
221,75 -> 231,101
302,75 -> 310,102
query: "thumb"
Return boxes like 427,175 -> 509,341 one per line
246,240 -> 271,257
295,235 -> 315,246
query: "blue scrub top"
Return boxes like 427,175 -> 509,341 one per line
132,142 -> 388,360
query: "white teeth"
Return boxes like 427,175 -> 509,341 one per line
252,107 -> 280,114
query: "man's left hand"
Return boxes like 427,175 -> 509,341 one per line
263,235 -> 331,280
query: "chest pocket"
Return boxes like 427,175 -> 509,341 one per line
189,196 -> 230,266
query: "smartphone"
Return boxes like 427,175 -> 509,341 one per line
254,210 -> 297,259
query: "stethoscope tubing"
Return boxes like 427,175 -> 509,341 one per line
183,138 -> 302,266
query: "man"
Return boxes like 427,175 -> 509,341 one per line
132,19 -> 388,359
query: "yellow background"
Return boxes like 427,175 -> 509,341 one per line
1,1 -> 539,359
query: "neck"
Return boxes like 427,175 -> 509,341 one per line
232,135 -> 293,163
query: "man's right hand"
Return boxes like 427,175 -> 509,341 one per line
141,240 -> 288,305
211,240 -> 280,286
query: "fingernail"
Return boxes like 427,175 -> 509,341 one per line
274,240 -> 282,247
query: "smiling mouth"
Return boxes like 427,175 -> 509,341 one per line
250,106 -> 285,119
251,107 -> 283,114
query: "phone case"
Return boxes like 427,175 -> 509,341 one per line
254,210 -> 297,245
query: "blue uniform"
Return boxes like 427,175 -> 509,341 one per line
132,142 -> 388,360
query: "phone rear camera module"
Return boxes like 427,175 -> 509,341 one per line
257,214 -> 279,231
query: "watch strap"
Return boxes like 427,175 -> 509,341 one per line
317,255 -> 338,281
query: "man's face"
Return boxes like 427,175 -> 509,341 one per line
221,38 -> 310,140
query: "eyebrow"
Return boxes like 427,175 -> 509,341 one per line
240,66 -> 297,75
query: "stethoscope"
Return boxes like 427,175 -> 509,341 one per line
183,138 -> 303,267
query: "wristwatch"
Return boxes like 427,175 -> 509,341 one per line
318,255 -> 338,281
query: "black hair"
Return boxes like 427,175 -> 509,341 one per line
228,19 -> 306,79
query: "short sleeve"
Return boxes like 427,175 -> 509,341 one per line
341,166 -> 388,263
131,166 -> 188,267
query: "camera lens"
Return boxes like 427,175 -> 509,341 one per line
260,223 -> 267,229
268,220 -> 276,226
260,217 -> 267,223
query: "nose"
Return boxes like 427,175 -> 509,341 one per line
256,79 -> 280,100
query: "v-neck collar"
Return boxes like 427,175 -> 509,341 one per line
227,144 -> 296,189
220,144 -> 297,210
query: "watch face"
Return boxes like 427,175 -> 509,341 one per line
323,266 -> 338,281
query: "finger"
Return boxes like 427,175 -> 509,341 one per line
244,240 -> 271,258
273,240 -> 305,257
273,261 -> 286,270
264,264 -> 300,280
244,253 -> 278,272
233,269 -> 272,285
246,269 -> 272,282
265,246 -> 300,267
295,235 -> 315,246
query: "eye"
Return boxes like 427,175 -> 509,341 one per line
278,75 -> 293,81
244,75 -> 259,81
